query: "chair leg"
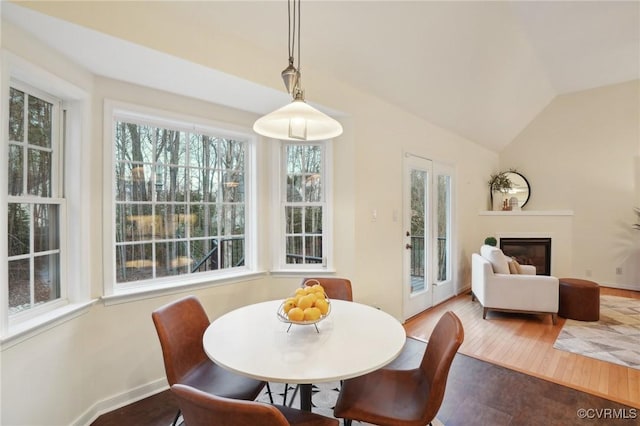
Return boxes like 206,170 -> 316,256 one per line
283,383 -> 289,404
343,420 -> 352,426
266,382 -> 274,404
171,409 -> 181,426
287,384 -> 300,407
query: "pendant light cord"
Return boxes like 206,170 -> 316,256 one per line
287,0 -> 301,71
297,0 -> 301,73
287,0 -> 295,66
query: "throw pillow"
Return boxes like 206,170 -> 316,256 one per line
508,257 -> 522,274
480,245 -> 511,274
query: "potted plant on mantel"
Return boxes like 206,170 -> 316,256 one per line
488,169 -> 518,211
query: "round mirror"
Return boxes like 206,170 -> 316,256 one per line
504,171 -> 530,208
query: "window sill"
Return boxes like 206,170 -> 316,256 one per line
102,270 -> 269,306
269,268 -> 337,277
1,299 -> 98,350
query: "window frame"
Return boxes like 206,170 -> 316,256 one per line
102,100 -> 259,298
6,79 -> 67,323
272,140 -> 333,273
1,50 -> 92,344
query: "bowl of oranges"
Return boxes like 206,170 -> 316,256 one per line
277,281 -> 331,328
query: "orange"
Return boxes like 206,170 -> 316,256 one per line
314,298 -> 329,315
295,287 -> 307,297
282,298 -> 296,313
297,294 -> 314,310
306,292 -> 318,305
303,307 -> 321,321
287,307 -> 304,322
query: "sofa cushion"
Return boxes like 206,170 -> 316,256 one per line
508,258 -> 522,274
480,245 -> 511,274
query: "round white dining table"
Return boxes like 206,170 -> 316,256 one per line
203,299 -> 406,412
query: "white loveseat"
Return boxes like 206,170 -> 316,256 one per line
471,245 -> 559,324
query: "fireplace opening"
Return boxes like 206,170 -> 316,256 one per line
499,238 -> 551,276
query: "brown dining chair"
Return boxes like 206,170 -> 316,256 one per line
152,295 -> 272,426
334,311 -> 464,426
172,384 -> 339,426
302,277 -> 353,301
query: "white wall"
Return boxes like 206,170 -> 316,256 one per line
499,81 -> 640,289
0,8 -> 497,426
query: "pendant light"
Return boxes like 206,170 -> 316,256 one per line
253,0 -> 343,141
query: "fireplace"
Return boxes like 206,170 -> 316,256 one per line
499,237 -> 551,276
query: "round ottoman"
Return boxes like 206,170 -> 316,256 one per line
558,278 -> 600,321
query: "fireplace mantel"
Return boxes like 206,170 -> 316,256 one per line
476,210 -> 574,277
479,210 -> 574,216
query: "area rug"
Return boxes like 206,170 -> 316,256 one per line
256,381 -> 445,426
553,295 -> 640,370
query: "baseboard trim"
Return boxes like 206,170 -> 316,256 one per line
601,282 -> 640,292
73,378 -> 168,426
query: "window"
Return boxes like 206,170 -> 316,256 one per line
107,105 -> 255,293
6,81 -> 64,318
2,52 -> 91,342
276,142 -> 332,270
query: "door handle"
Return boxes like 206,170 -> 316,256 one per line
405,244 -> 412,250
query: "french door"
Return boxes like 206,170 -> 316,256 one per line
403,155 -> 454,320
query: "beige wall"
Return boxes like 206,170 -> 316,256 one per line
1,8 -> 497,426
499,80 -> 640,289
12,4 -> 640,425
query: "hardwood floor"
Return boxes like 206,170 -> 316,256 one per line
93,287 -> 639,425
404,286 -> 640,409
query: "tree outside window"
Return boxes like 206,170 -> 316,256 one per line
7,85 -> 61,315
113,116 -> 248,286
283,144 -> 325,266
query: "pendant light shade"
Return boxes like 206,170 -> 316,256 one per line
254,0 -> 343,141
253,99 -> 343,141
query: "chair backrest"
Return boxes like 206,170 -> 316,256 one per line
172,384 -> 290,426
302,277 -> 353,301
419,311 -> 464,423
151,296 -> 211,386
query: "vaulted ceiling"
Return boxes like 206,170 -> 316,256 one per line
3,1 -> 639,152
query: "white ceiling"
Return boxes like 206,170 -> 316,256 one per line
3,1 -> 639,152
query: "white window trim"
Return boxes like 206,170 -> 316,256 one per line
270,139 -> 334,273
102,100 -> 258,299
1,50 -> 93,341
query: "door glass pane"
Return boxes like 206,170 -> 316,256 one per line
410,169 -> 427,293
436,175 -> 451,282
